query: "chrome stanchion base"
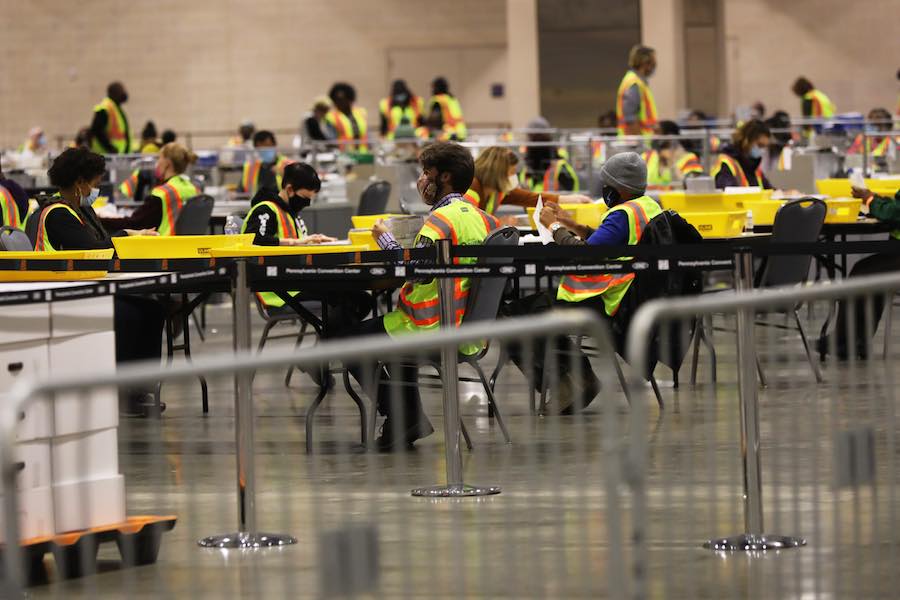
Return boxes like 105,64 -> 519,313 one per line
703,533 -> 806,552
410,483 -> 501,497
198,532 -> 298,549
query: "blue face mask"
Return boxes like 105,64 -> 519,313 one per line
81,187 -> 100,208
258,148 -> 277,163
749,146 -> 764,160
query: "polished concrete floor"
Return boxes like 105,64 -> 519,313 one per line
22,304 -> 900,598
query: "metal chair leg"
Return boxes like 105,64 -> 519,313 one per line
340,369 -> 368,448
794,309 -> 824,384
689,319 -> 702,386
180,301 -> 209,414
472,361 -> 511,443
649,373 -> 664,409
460,419 -> 473,451
304,376 -> 332,454
284,322 -> 309,387
612,355 -> 632,406
883,294 -> 894,360
756,355 -> 768,388
698,318 -> 718,383
191,311 -> 206,343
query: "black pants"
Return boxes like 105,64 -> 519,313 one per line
333,316 -> 427,428
830,253 -> 900,358
114,295 -> 165,395
503,291 -> 611,391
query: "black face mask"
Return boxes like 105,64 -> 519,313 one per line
602,185 -> 621,206
289,194 -> 311,213
393,92 -> 410,106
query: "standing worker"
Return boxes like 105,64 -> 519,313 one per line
325,82 -> 368,151
616,45 -> 659,137
428,77 -> 467,141
642,120 -> 703,187
101,142 -> 200,236
791,77 -> 836,138
379,80 -> 424,140
519,117 -> 579,193
90,81 -> 132,154
301,97 -> 332,144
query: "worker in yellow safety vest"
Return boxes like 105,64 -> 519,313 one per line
616,45 -> 659,137
100,143 -> 201,236
240,162 -> 337,308
518,116 -> 580,193
325,82 -> 369,152
848,108 -> 894,162
792,76 -> 836,139
0,184 -> 22,229
335,142 -> 499,450
90,82 -> 132,154
379,80 -> 425,140
238,130 -> 293,195
643,120 -> 704,187
428,77 -> 467,141
711,119 -> 773,189
504,152 -> 662,414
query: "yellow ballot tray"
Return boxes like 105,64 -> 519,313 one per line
816,178 -> 900,198
823,198 -> 862,224
660,192 -> 723,212
112,234 -> 255,258
351,214 -> 405,229
0,249 -> 114,282
349,229 -> 379,250
742,199 -> 786,226
208,243 -> 368,257
525,203 -> 607,228
680,211 -> 747,239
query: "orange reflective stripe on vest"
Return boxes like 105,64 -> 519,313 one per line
241,160 -> 262,194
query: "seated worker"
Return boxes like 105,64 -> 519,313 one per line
506,152 -> 661,414
848,107 -> 893,161
239,130 -> 292,195
118,164 -> 162,202
301,97 -> 333,144
712,119 -> 773,189
379,79 -> 424,140
336,141 -> 500,450
138,121 -> 161,154
241,162 -> 335,307
428,77 -> 467,141
35,147 -> 164,417
227,120 -> 255,148
642,120 -> 703,187
818,185 -> 900,360
464,146 -> 591,215
519,116 -> 580,193
101,142 -> 200,236
1,163 -> 29,228
791,76 -> 836,138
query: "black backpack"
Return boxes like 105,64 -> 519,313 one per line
613,210 -> 703,373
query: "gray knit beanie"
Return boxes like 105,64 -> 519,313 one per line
599,152 -> 647,195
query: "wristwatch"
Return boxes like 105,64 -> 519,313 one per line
549,222 -> 563,233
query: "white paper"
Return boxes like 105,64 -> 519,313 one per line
724,186 -> 762,194
532,195 -> 554,245
849,170 -> 865,189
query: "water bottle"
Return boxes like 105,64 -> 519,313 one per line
745,210 -> 754,233
224,215 -> 240,235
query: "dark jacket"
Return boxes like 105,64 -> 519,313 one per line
243,186 -> 304,246
32,201 -> 117,251
715,144 -> 772,190
0,178 -> 29,216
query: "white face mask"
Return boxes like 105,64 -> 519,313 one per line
506,174 -> 519,192
81,187 -> 100,208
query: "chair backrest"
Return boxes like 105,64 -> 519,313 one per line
0,226 -> 32,251
174,194 -> 215,235
462,226 -> 519,324
356,180 -> 391,216
758,197 -> 827,288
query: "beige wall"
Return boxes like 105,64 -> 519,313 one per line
0,0 -> 507,148
640,0 -> 686,120
720,0 -> 900,118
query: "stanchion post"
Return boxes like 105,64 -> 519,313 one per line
411,239 -> 501,498
703,250 -> 805,551
199,259 -> 298,548
862,131 -> 869,177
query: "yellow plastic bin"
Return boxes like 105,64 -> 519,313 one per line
349,229 -> 379,250
208,244 -> 368,257
525,203 -> 607,228
721,189 -> 774,211
351,214 -> 404,230
823,198 -> 862,224
816,178 -> 900,198
112,234 -> 255,259
660,192 -> 729,212
742,199 -> 786,226
680,211 -> 747,239
0,249 -> 114,282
